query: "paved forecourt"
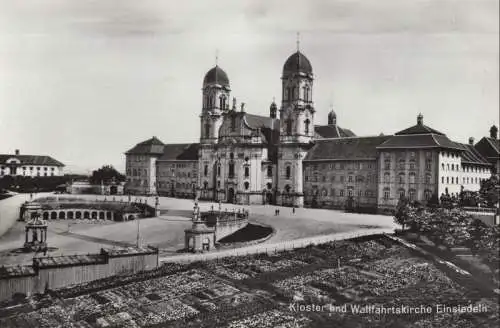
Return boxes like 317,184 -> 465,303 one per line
0,194 -> 397,265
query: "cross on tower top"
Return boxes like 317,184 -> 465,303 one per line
215,49 -> 219,66
296,32 -> 300,51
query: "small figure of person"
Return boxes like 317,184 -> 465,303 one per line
292,206 -> 296,214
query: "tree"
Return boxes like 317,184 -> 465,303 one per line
89,165 -> 125,185
479,175 -> 500,207
394,196 -> 413,230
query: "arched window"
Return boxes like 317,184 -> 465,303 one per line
284,184 -> 291,193
230,152 -> 234,160
409,189 -> 416,201
228,161 -> 235,178
425,174 -> 431,184
398,188 -> 405,199
383,188 -> 390,200
399,159 -> 405,170
424,190 -> 432,200
441,163 -> 445,170
217,165 -> 221,177
409,172 -> 416,184
244,181 -> 249,190
286,166 -> 291,179
266,182 -> 272,190
303,86 -> 307,101
286,119 -> 293,135
291,87 -> 296,100
267,165 -> 273,178
304,119 -> 310,135
398,173 -> 405,184
204,165 -> 208,177
287,87 -> 291,100
244,166 -> 250,178
203,181 -> 208,189
384,172 -> 390,183
384,159 -> 391,170
204,123 -> 210,139
409,159 -> 416,170
426,159 -> 432,170
446,177 -> 449,184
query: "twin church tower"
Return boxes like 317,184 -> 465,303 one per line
197,43 -> 322,206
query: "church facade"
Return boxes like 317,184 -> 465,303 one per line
124,47 -> 494,212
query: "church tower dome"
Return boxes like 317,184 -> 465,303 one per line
282,51 -> 313,78
203,65 -> 230,88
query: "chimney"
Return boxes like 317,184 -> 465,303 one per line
490,125 -> 498,139
15,149 -> 20,156
417,113 -> 423,126
468,137 -> 474,145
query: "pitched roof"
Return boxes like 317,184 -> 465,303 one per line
125,137 -> 165,155
159,143 -> 199,161
456,143 -> 492,165
485,137 -> 500,153
377,134 -> 461,150
304,136 -> 391,161
0,154 -> 65,167
243,113 -> 280,145
314,124 -> 356,138
395,124 -> 444,136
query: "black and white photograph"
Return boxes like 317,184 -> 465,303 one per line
0,1 -> 498,327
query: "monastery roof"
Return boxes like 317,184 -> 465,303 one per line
455,143 -> 491,166
125,136 -> 165,155
0,154 -> 64,167
314,124 -> 356,138
377,134 -> 461,150
484,137 -> 500,154
395,123 -> 445,136
304,136 -> 391,161
159,143 -> 199,161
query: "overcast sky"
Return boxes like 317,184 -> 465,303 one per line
0,0 -> 498,174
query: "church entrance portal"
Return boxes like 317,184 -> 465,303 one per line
266,192 -> 273,204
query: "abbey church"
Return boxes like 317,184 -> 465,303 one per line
125,45 -> 495,213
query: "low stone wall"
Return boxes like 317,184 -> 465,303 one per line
201,210 -> 249,241
0,247 -> 158,302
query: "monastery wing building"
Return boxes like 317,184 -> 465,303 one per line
124,46 -> 495,213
